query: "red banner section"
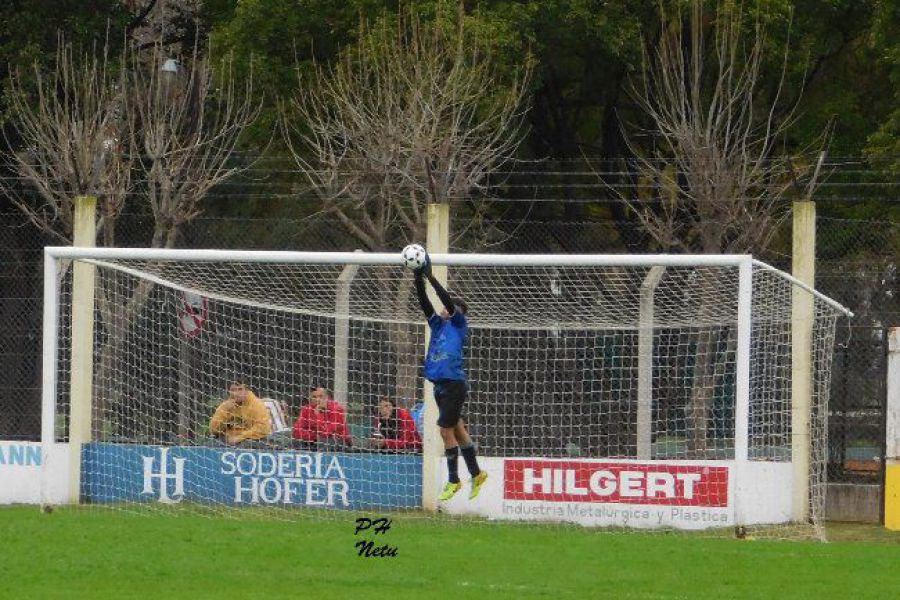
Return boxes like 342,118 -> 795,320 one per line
503,460 -> 729,507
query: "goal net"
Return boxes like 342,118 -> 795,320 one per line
41,249 -> 851,539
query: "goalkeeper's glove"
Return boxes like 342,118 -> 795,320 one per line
414,253 -> 432,278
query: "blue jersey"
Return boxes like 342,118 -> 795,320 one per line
423,311 -> 467,382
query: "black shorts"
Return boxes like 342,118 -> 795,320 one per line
434,380 -> 467,428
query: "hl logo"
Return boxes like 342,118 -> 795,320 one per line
142,448 -> 186,503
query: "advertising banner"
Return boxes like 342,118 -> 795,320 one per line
12,442 -> 792,528
444,457 -> 737,530
82,443 -> 422,509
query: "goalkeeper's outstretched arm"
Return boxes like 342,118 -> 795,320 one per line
427,273 -> 456,315
414,271 -> 435,319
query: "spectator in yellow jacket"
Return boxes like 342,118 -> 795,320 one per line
209,381 -> 272,445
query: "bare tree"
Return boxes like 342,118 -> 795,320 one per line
620,1 -> 827,456
127,40 -> 260,249
623,1 -> 817,254
2,34 -> 259,252
1,36 -> 132,245
91,39 -> 262,434
282,5 -> 529,404
283,7 -> 528,251
3,31 -> 261,437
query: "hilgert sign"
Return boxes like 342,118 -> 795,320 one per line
440,457 -> 738,530
83,443 -> 421,509
504,460 -> 728,507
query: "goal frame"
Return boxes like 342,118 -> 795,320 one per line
41,246 -> 850,525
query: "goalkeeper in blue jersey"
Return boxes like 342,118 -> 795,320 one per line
413,256 -> 487,502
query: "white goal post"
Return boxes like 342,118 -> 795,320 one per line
41,247 -> 851,539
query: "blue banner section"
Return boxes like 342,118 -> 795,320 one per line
82,443 -> 422,510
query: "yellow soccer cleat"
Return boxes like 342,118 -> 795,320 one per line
469,471 -> 488,500
439,481 -> 462,501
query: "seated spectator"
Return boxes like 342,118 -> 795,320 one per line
209,381 -> 272,445
371,398 -> 422,452
292,387 -> 352,450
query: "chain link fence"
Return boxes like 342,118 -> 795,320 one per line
0,220 -> 50,440
1,161 -> 897,485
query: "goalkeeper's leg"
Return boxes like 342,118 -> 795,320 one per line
438,426 -> 462,501
436,383 -> 486,500
454,419 -> 487,499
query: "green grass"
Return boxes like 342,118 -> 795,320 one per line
2,507 -> 900,600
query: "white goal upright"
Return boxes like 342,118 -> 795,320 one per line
41,248 -> 851,539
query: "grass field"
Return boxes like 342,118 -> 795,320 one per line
2,507 -> 899,600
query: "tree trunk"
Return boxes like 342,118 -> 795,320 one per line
91,264 -> 161,440
687,329 -> 716,456
686,265 -> 725,458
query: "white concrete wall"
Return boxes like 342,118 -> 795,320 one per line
0,441 -> 70,504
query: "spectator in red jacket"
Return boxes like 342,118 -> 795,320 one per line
371,398 -> 422,453
292,387 -> 351,450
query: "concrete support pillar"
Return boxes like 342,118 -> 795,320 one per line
791,200 -> 815,522
422,202 -> 449,511
69,195 -> 97,503
885,328 -> 900,530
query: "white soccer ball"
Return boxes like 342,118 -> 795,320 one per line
401,243 -> 428,271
